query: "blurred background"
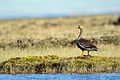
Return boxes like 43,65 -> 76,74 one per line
0,0 -> 120,63
0,0 -> 120,19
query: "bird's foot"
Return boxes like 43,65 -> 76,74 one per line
86,55 -> 91,57
81,54 -> 84,56
82,55 -> 91,57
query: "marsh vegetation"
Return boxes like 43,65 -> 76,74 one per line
0,14 -> 120,73
0,55 -> 120,74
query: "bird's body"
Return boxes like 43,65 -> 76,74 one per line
76,38 -> 97,51
76,25 -> 98,56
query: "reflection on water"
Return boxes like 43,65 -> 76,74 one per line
0,74 -> 120,80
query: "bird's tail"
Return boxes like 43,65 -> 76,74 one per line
95,47 -> 98,51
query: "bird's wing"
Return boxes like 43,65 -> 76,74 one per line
79,38 -> 97,48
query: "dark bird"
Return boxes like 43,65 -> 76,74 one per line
76,25 -> 98,56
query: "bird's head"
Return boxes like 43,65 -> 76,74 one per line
78,25 -> 83,30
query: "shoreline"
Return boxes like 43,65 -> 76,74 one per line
0,13 -> 119,21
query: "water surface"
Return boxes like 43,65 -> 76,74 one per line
0,74 -> 120,80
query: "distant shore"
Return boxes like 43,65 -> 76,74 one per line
0,13 -> 119,21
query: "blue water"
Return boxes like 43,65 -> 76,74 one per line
0,74 -> 120,80
0,0 -> 120,19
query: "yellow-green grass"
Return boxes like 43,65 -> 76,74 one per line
0,14 -> 120,63
0,55 -> 120,74
0,44 -> 119,63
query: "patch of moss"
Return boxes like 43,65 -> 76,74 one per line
0,55 -> 120,74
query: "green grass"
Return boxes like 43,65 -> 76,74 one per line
0,55 -> 120,74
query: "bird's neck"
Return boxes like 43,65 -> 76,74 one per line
77,29 -> 82,40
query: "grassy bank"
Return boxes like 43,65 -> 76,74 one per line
0,14 -> 120,63
0,55 -> 120,74
0,14 -> 120,74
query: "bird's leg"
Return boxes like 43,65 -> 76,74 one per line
81,51 -> 84,56
87,51 -> 90,56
